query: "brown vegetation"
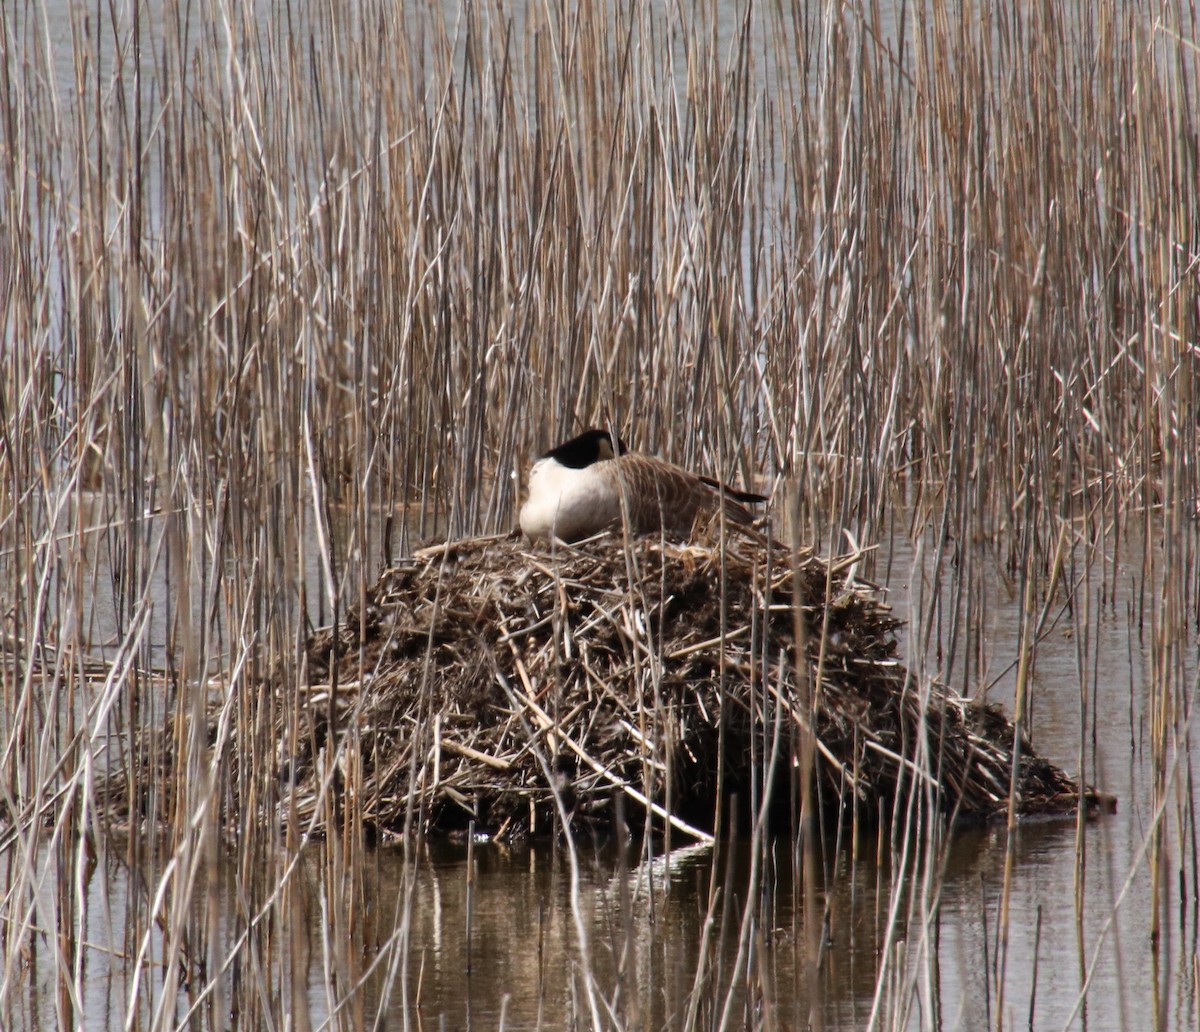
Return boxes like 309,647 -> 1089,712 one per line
0,0 -> 1192,1026
264,530 -> 1103,842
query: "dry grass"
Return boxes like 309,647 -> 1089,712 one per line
1,0 -> 1196,1027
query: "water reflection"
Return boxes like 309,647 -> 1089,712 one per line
32,813 -> 1143,1030
248,809 -> 1170,1030
18,497 -> 1194,1030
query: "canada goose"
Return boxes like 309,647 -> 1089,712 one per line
519,429 -> 766,542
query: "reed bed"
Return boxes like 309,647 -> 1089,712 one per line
1,0 -> 1197,1027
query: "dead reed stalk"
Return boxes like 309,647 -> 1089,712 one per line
0,0 -> 1195,1027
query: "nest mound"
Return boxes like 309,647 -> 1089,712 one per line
286,530 -> 1110,842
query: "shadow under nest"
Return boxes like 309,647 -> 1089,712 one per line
282,528 -> 1111,844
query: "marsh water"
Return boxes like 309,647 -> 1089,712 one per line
18,505 -> 1194,1031
15,815 -> 1152,1031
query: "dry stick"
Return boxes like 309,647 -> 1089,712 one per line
465,820 -> 475,975
495,669 -> 609,1031
170,639 -> 421,1031
390,545 -> 459,1026
756,676 -> 855,784
993,549 -> 1038,1032
129,636 -> 263,1029
499,656 -> 714,846
441,738 -> 513,770
865,546 -> 934,1032
788,490 -> 824,1032
1063,688 -> 1199,1028
0,605 -> 153,1014
611,461 -> 666,869
1028,903 -> 1043,1030
716,652 -> 788,1032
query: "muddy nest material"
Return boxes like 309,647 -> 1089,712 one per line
287,530 -> 1109,842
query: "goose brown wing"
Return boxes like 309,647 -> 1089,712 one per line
611,455 -> 755,535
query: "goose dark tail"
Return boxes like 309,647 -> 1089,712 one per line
698,476 -> 769,506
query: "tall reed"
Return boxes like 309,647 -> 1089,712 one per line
1,0 -> 1196,1026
